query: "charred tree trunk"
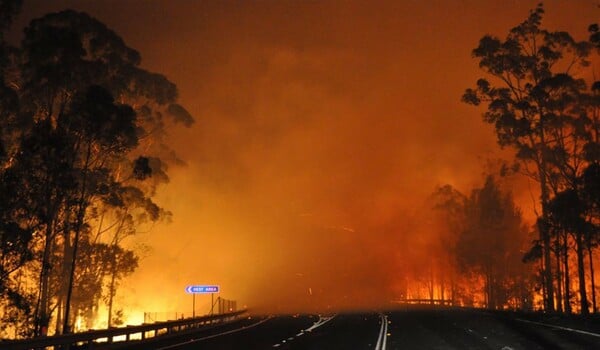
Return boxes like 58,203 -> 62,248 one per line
55,298 -> 62,335
440,272 -> 445,303
563,231 -> 572,314
575,233 -> 589,315
450,270 -> 456,306
555,237 -> 563,313
57,226 -> 73,335
542,226 -> 555,311
428,265 -> 434,305
540,167 -> 555,312
64,143 -> 92,333
485,268 -> 492,309
540,261 -> 547,310
36,219 -> 54,337
107,258 -> 117,328
588,245 -> 597,313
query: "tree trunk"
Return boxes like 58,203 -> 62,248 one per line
555,238 -> 563,313
541,218 -> 555,312
107,258 -> 117,328
428,265 -> 434,304
53,226 -> 73,335
64,143 -> 92,333
539,170 -> 555,312
576,234 -> 589,315
563,231 -> 572,314
440,272 -> 445,304
37,220 -> 54,337
540,263 -> 547,311
485,271 -> 491,309
588,245 -> 597,313
450,271 -> 456,306
55,298 -> 62,335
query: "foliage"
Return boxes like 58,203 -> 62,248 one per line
463,3 -> 600,313
430,177 -> 533,309
0,7 -> 193,336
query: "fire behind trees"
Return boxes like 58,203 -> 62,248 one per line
0,0 -> 599,341
463,4 -> 600,314
418,176 -> 534,310
0,2 -> 192,338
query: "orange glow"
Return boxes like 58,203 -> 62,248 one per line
9,0 -> 600,320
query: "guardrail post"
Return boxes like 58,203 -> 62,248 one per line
1,310 -> 246,349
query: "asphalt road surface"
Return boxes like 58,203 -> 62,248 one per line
120,308 -> 600,350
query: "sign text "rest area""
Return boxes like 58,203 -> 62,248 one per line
185,285 -> 220,294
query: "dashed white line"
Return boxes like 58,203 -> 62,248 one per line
515,318 -> 600,338
156,317 -> 271,350
272,314 -> 337,348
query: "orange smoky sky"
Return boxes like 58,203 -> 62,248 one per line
13,1 -> 600,315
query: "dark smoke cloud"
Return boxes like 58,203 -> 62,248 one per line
14,0 -> 600,315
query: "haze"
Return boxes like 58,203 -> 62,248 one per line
13,0 -> 600,317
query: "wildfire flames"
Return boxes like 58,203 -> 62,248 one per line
0,0 -> 599,339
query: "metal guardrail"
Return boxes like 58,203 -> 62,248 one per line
392,299 -> 454,306
0,310 -> 247,350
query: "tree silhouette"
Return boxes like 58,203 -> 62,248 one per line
429,184 -> 467,304
463,4 -> 597,312
456,176 -> 531,309
0,8 -> 193,336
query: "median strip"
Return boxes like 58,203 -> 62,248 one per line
375,314 -> 388,350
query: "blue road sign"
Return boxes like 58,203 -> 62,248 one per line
185,285 -> 220,294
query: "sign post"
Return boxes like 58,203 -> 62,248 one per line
185,285 -> 220,318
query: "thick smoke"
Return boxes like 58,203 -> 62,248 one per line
15,0 -> 600,317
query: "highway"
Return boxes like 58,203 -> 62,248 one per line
119,307 -> 600,350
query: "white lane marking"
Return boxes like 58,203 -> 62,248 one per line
515,318 -> 600,338
375,314 -> 389,350
305,315 -> 336,332
273,344 -> 280,348
156,317 -> 271,350
272,315 -> 336,347
501,347 -> 515,350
